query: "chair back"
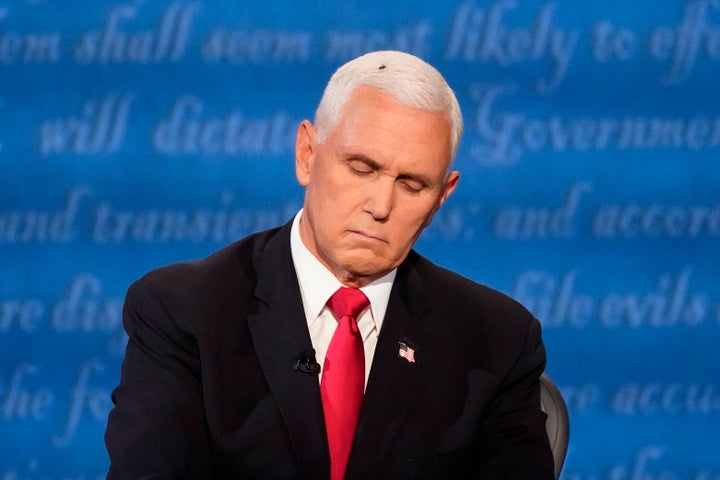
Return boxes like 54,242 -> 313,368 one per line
539,373 -> 570,479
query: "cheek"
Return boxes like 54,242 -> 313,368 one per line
326,184 -> 367,216
312,164 -> 358,202
403,200 -> 438,225
389,214 -> 427,245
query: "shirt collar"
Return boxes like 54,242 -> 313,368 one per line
290,210 -> 396,330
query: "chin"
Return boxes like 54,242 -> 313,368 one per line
338,259 -> 385,276
333,247 -> 402,278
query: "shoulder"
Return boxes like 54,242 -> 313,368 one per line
406,251 -> 533,321
402,251 -> 538,345
125,226 -> 283,318
138,226 -> 279,285
402,251 -> 546,385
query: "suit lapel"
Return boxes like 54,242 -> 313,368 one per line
246,223 -> 330,478
246,227 -> 435,477
348,256 -> 433,476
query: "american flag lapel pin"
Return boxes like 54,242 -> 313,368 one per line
398,339 -> 416,364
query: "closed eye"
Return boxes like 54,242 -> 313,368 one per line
397,172 -> 430,193
399,178 -> 425,193
347,158 -> 376,175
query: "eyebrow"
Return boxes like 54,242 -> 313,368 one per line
344,153 -> 435,187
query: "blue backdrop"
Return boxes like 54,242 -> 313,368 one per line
1,0 -> 719,477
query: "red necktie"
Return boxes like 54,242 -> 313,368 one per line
321,287 -> 370,480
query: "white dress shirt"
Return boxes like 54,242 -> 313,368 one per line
290,210 -> 396,388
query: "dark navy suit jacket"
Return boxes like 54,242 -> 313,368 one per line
105,220 -> 554,479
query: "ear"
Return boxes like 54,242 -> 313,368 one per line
437,170 -> 460,208
295,120 -> 316,187
422,170 -> 460,228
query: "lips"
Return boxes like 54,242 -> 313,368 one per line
349,229 -> 386,243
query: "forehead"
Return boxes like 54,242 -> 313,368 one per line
327,86 -> 453,174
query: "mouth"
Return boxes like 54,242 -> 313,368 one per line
349,230 -> 386,243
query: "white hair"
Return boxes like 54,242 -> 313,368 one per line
314,50 -> 463,159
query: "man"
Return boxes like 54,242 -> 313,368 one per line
105,50 -> 554,479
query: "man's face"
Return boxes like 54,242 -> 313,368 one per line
295,86 -> 460,287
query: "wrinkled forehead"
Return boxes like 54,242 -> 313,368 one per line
330,87 -> 454,174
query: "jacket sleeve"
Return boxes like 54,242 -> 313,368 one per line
105,275 -> 213,479
471,316 -> 555,479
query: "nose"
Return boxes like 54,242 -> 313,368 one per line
365,177 -> 395,221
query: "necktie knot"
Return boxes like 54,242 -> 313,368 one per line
327,287 -> 370,320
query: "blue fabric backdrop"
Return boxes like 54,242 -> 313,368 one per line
1,0 -> 719,477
